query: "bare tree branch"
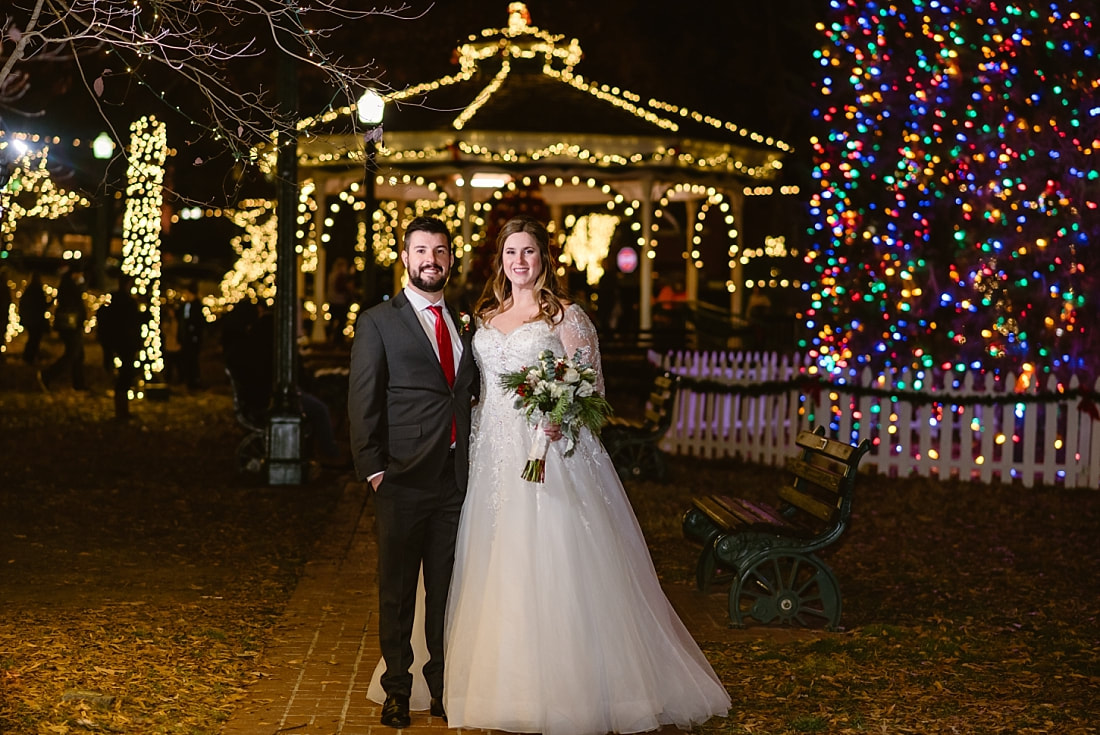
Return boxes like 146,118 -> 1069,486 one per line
1,0 -> 416,162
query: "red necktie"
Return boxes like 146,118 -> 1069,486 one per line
430,305 -> 456,443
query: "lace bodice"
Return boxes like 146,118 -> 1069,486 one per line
473,303 -> 605,403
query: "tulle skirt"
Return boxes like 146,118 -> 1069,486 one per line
442,424 -> 730,735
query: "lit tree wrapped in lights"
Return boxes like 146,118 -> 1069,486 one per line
806,0 -> 1099,382
121,115 -> 167,383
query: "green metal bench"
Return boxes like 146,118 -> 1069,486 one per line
602,371 -> 680,481
682,426 -> 871,630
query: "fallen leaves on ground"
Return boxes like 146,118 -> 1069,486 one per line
630,456 -> 1100,734
3,362 -> 1099,734
1,387 -> 343,734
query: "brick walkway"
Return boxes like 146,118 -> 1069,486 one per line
219,479 -> 815,735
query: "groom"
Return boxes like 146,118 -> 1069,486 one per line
348,216 -> 477,728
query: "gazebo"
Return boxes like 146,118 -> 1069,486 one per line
256,2 -> 792,338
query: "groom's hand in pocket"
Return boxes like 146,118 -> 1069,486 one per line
369,472 -> 384,491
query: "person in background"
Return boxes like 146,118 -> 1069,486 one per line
178,283 -> 205,389
327,257 -> 357,344
20,272 -> 49,366
40,268 -> 88,391
96,274 -> 144,419
160,296 -> 183,384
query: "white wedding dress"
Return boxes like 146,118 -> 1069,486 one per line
442,305 -> 730,735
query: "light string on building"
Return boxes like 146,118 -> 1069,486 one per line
254,2 -> 787,179
561,213 -> 620,285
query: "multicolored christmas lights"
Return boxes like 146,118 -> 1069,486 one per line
806,0 -> 1098,383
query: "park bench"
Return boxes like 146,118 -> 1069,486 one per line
682,426 -> 871,630
602,371 -> 680,481
225,367 -> 267,474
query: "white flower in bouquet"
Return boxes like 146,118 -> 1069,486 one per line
499,349 -> 613,483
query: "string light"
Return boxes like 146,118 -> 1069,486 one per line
0,143 -> 91,251
256,3 -> 787,180
807,0 -> 1098,382
562,213 -> 620,285
213,201 -> 280,309
121,115 -> 168,385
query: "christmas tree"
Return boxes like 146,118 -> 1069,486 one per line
804,0 -> 1098,384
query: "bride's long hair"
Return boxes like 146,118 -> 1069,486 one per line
475,216 -> 568,325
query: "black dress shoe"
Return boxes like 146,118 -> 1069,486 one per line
380,694 -> 411,728
430,697 -> 447,720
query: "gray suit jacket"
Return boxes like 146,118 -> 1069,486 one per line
347,291 -> 477,490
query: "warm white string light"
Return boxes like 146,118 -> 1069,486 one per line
121,115 -> 168,385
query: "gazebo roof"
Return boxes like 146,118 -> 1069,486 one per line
279,3 -> 789,187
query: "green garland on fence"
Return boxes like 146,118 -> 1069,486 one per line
670,372 -> 1100,410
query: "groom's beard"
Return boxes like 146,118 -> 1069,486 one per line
409,264 -> 448,293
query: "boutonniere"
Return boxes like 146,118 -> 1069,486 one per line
459,312 -> 472,335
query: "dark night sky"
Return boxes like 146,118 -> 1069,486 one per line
360,1 -> 821,146
6,1 -> 822,206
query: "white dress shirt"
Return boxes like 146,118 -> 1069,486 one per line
403,286 -> 462,375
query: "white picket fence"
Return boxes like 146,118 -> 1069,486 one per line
650,350 -> 1100,489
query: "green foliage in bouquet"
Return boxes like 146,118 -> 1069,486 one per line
500,349 -> 613,481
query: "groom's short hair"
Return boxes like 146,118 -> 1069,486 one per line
403,216 -> 453,254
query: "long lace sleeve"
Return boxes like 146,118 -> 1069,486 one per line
556,304 -> 605,396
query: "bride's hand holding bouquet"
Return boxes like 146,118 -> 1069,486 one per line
500,349 -> 613,483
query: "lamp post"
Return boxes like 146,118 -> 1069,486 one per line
91,132 -> 116,291
357,89 -> 384,306
267,25 -> 306,485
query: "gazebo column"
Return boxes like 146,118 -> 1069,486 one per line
639,177 -> 655,333
460,177 -> 475,284
393,203 -> 406,295
310,178 -> 329,343
684,197 -> 699,302
728,189 -> 746,317
549,203 -> 564,245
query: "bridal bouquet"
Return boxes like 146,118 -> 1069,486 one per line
500,349 -> 613,482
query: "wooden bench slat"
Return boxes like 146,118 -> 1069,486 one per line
795,430 -> 861,463
784,456 -> 844,493
719,496 -> 798,530
714,496 -> 775,527
777,484 -> 837,523
691,496 -> 742,530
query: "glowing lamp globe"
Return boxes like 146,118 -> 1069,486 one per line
93,132 -> 115,160
357,90 -> 385,125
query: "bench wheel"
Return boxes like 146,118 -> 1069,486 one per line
236,432 -> 266,475
609,441 -> 665,481
730,552 -> 841,630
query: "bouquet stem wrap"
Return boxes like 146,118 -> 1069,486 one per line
522,423 -> 551,483
501,349 -> 612,486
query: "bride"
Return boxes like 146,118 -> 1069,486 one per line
371,216 -> 729,735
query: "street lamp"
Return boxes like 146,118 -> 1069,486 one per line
92,132 -> 116,160
91,132 -> 117,290
357,90 -> 385,305
357,89 -> 385,126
